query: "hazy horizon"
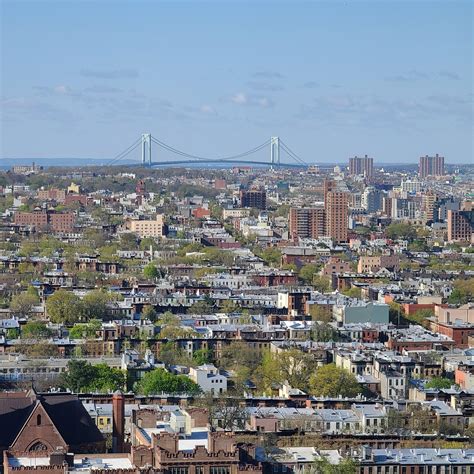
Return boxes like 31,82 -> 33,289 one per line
1,1 -> 473,164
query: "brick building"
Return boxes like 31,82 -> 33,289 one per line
419,154 -> 445,178
324,179 -> 349,244
289,207 -> 326,239
14,211 -> 76,233
357,255 -> 400,274
447,209 -> 474,242
126,215 -> 166,238
240,189 -> 266,210
0,391 -> 105,459
348,155 -> 374,179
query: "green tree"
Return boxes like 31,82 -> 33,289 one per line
143,263 -> 160,280
21,321 -> 52,339
136,368 -> 201,395
87,363 -> 126,392
219,342 -> 262,393
309,305 -> 332,323
140,237 -> 156,250
258,348 -> 318,393
142,305 -> 158,321
46,289 -> 82,324
311,322 -> 340,342
299,264 -> 321,284
120,233 -> 138,249
193,348 -> 213,365
160,325 -> 195,339
312,275 -> 332,293
10,292 -> 39,317
406,309 -> 433,327
203,247 -> 234,266
342,287 -> 362,299
68,319 -> 101,339
425,377 -> 455,390
385,222 -> 417,241
83,228 -> 108,248
20,342 -> 58,357
220,299 -> 239,313
6,328 -> 20,339
156,311 -> 180,326
448,279 -> 474,305
81,289 -> 120,321
189,299 -> 215,314
312,456 -> 358,474
309,364 -> 362,398
259,247 -> 282,267
61,360 -> 125,393
388,302 -> 404,325
157,342 -> 193,366
38,236 -> 63,257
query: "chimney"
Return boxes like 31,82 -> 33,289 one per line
112,390 -> 125,452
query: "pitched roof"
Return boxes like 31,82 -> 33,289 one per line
0,392 -> 103,449
39,394 -> 104,445
0,392 -> 35,447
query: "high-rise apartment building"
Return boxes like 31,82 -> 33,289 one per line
421,191 -> 437,221
419,154 -> 445,178
240,189 -> 266,210
323,179 -> 349,243
362,187 -> 384,213
349,155 -> 374,179
289,207 -> 326,239
326,191 -> 348,243
391,198 -> 416,220
447,210 -> 474,243
433,198 -> 461,222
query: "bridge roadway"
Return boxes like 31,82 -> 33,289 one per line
123,159 -> 307,168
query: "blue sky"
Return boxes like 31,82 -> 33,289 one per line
1,0 -> 473,164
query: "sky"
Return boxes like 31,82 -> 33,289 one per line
1,0 -> 473,165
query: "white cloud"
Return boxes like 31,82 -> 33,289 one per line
200,104 -> 215,114
231,92 -> 248,105
230,92 -> 273,108
54,85 -> 72,95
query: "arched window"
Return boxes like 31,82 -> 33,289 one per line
37,414 -> 42,426
29,441 -> 48,452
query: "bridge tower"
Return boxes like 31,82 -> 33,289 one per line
270,136 -> 280,168
141,133 -> 152,166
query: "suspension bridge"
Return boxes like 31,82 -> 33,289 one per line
106,133 -> 307,168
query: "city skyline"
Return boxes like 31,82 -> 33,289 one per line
1,1 -> 473,164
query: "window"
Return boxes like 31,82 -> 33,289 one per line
210,467 -> 230,474
37,414 -> 42,426
169,468 -> 188,474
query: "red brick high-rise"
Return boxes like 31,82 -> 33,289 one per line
289,207 -> 326,239
419,154 -> 445,178
324,179 -> 348,244
349,155 -> 374,179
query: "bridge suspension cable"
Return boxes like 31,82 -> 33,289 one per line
106,134 -> 307,167
279,139 -> 307,166
106,137 -> 142,166
150,136 -> 270,162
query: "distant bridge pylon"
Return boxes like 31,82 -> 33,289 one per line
141,133 -> 151,166
106,133 -> 307,168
